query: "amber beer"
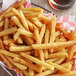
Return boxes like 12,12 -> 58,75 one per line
49,0 -> 75,10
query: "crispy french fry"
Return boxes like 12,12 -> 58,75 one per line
6,56 -> 27,70
9,46 -> 32,52
34,26 -> 44,61
22,70 -> 29,76
67,46 -> 74,61
29,69 -> 34,76
0,27 -> 17,37
47,62 -> 70,72
48,53 -> 68,59
50,71 -> 76,76
3,39 -> 16,45
35,70 -> 57,76
32,40 -> 76,50
49,15 -> 56,53
13,57 -> 40,72
20,8 -> 43,13
11,16 -> 24,29
18,28 -> 33,38
0,49 -> 19,57
0,21 -> 4,28
15,0 -> 24,8
32,18 -> 43,28
55,31 -> 60,37
44,29 -> 50,59
17,36 -> 23,44
13,32 -> 20,41
20,53 -> 54,70
4,13 -> 15,18
19,10 -> 29,30
40,24 -> 46,42
4,18 -> 9,40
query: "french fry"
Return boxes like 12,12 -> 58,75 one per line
47,62 -> 70,72
35,70 -> 57,76
39,14 -> 51,23
4,13 -> 15,18
0,49 -> 19,57
26,19 -> 34,31
32,40 -> 76,50
29,69 -> 34,76
0,21 -> 4,28
6,56 -> 27,70
0,27 -> 17,37
15,0 -> 25,8
13,32 -> 20,41
54,58 -> 65,64
22,70 -> 29,76
67,46 -> 74,61
50,71 -> 76,76
55,31 -> 60,37
13,57 -> 40,72
32,18 -> 43,28
4,18 -> 9,40
11,16 -> 24,29
0,6 -> 13,21
18,28 -> 33,38
40,24 -> 46,42
49,15 -> 56,53
17,36 -> 23,44
3,39 -> 16,45
34,26 -> 44,61
48,53 -> 68,59
20,5 -> 24,9
20,53 -> 54,70
19,10 -> 29,30
9,46 -> 32,52
44,29 -> 50,59
20,8 -> 43,13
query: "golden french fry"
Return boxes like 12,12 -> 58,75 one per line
67,46 -> 74,61
13,57 -> 40,72
29,69 -> 34,76
22,70 -> 29,76
34,26 -> 44,61
35,70 -> 56,76
18,28 -> 33,38
32,18 -> 43,28
20,53 -> 54,70
47,62 -> 70,72
19,10 -> 29,30
13,32 -> 20,41
44,29 -> 50,59
4,13 -> 15,18
9,46 -> 32,52
20,8 -> 43,13
0,27 -> 17,37
17,36 -> 23,44
32,40 -> 76,50
0,49 -> 19,57
15,0 -> 24,8
3,39 -> 16,45
11,16 -> 24,29
6,56 -> 27,70
4,18 -> 9,40
55,31 -> 60,37
48,53 -> 68,59
51,71 -> 76,76
0,21 -> 4,28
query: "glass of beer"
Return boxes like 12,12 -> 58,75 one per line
48,0 -> 75,10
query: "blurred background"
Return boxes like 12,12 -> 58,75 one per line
31,0 -> 76,17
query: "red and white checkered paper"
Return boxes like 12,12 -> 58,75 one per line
0,0 -> 76,76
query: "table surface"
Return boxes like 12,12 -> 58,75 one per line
0,0 -> 76,76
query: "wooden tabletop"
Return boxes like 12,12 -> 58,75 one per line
0,0 -> 76,76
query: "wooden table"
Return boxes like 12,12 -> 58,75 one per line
0,0 -> 76,76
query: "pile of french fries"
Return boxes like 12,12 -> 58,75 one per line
0,1 -> 76,76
